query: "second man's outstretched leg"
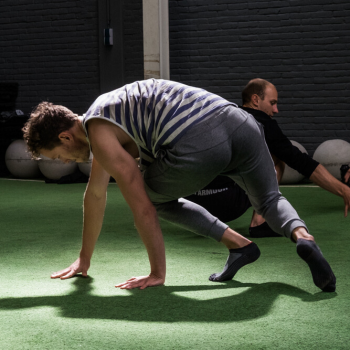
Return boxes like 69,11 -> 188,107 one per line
153,198 -> 261,280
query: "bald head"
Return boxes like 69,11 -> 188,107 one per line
242,78 -> 279,117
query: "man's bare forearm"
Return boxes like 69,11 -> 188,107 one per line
310,164 -> 347,197
133,205 -> 166,279
80,190 -> 107,260
310,163 -> 350,217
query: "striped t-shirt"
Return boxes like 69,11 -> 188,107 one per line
83,79 -> 234,167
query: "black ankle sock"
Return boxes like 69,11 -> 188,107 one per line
209,242 -> 260,282
296,239 -> 336,292
249,222 -> 282,238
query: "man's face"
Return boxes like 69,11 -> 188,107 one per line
39,139 -> 90,163
257,85 -> 279,117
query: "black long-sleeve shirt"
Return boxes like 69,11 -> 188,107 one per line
241,107 -> 319,178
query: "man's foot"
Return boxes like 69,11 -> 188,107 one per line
249,222 -> 282,238
297,239 -> 336,292
209,242 -> 260,282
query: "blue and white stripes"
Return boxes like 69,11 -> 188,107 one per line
83,79 -> 233,166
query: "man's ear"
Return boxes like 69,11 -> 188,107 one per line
251,94 -> 260,107
58,131 -> 73,143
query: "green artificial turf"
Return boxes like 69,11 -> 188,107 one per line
0,178 -> 349,349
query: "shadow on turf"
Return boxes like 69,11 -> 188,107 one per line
0,276 -> 336,322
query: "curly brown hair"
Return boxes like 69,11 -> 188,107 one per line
23,102 -> 78,158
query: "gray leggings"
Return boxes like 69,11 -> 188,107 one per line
143,105 -> 307,241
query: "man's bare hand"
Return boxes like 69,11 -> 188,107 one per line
345,169 -> 350,184
51,257 -> 90,279
115,273 -> 165,290
343,187 -> 350,218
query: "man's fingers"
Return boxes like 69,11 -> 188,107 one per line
136,279 -> 149,290
345,170 -> 350,182
121,280 -> 141,289
51,258 -> 89,280
345,203 -> 348,218
115,280 -> 143,289
51,268 -> 71,279
60,270 -> 78,280
51,267 -> 81,280
115,277 -> 141,288
116,275 -> 164,290
139,281 -> 149,290
115,281 -> 130,288
124,277 -> 136,282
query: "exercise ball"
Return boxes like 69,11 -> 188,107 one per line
38,155 -> 78,180
5,139 -> 40,178
77,153 -> 93,177
313,139 -> 350,180
280,140 -> 308,185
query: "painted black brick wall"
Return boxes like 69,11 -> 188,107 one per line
0,0 -> 100,115
123,0 -> 144,84
0,0 -> 143,115
169,0 -> 350,155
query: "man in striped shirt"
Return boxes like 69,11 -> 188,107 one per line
23,79 -> 336,292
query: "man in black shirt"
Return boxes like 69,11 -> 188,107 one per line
186,78 -> 350,238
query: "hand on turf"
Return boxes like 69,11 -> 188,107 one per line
51,257 -> 90,280
115,273 -> 165,290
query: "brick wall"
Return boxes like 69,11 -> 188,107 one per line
169,0 -> 350,155
123,0 -> 144,84
0,0 -> 143,115
1,0 -> 348,155
0,0 -> 100,115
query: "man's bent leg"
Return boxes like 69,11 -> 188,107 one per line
225,114 -> 336,291
224,115 -> 307,239
145,190 -> 261,282
249,156 -> 286,237
153,197 -> 229,242
153,197 -> 261,282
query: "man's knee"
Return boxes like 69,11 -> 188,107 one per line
250,192 -> 281,217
